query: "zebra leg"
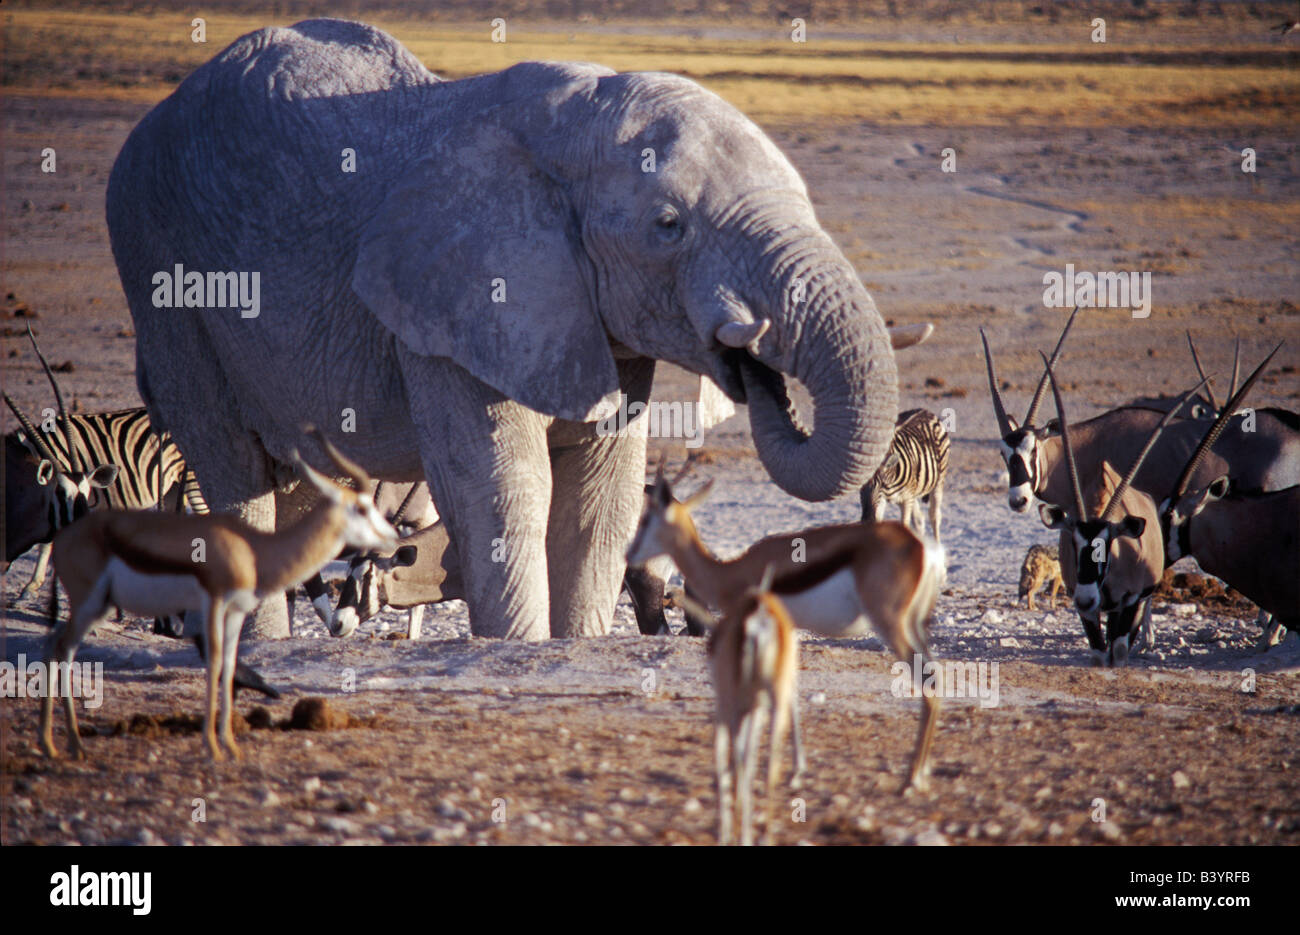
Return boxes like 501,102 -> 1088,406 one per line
19,543 -> 52,599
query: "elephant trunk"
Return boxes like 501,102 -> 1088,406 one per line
741,250 -> 898,502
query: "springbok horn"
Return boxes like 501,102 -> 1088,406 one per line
1100,375 -> 1211,523
3,392 -> 60,466
1023,305 -> 1080,428
1171,342 -> 1283,501
303,424 -> 369,490
980,328 -> 1014,436
1185,331 -> 1221,414
669,453 -> 696,488
26,324 -> 82,473
653,451 -> 668,488
757,561 -> 777,595
390,483 -> 420,526
1041,353 -> 1087,522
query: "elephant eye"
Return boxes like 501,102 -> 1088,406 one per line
653,208 -> 684,244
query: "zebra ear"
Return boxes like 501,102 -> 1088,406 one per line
36,459 -> 54,486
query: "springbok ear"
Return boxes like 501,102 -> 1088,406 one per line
36,459 -> 54,485
89,464 -> 119,489
683,478 -> 715,510
1039,503 -> 1068,529
1207,476 -> 1230,500
1117,515 -> 1146,540
351,75 -> 619,423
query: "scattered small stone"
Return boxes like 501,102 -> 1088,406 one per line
682,798 -> 702,815
320,816 -> 361,836
999,637 -> 1021,649
255,788 -> 280,807
1097,820 -> 1123,842
1046,822 -> 1066,839
912,829 -> 949,846
810,691 -> 827,705
981,609 -> 1004,625
303,777 -> 322,795
1172,770 -> 1191,790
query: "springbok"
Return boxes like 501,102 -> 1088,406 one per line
705,567 -> 804,846
1161,348 -> 1299,649
626,462 -> 945,791
1037,358 -> 1210,667
40,427 -> 398,761
983,315 -> 1299,515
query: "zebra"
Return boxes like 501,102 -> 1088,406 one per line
859,408 -> 950,544
6,405 -> 206,599
4,328 -> 278,698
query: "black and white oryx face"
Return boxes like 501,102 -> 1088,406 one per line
1040,508 -> 1146,617
332,545 -> 418,637
998,424 -> 1047,513
981,307 -> 1079,515
1161,476 -> 1230,565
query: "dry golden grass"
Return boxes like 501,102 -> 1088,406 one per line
4,9 -> 1298,127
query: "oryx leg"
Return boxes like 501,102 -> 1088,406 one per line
20,543 -> 52,599
407,604 -> 424,641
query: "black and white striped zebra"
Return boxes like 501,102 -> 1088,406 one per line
859,408 -> 950,543
6,406 -> 207,597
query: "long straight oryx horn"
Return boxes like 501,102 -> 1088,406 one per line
1228,338 -> 1241,402
3,392 -> 60,465
26,323 -> 81,473
302,424 -> 370,489
1190,332 -> 1216,413
1022,305 -> 1080,429
390,483 -> 420,526
1099,375 -> 1211,523
980,327 -> 1014,435
1041,353 -> 1086,522
1171,342 -> 1283,502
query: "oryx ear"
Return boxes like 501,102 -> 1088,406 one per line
392,545 -> 419,568
1207,476 -> 1230,501
1006,415 -> 1021,433
1039,503 -> 1068,529
1117,515 -> 1146,540
36,459 -> 54,485
89,464 -> 119,489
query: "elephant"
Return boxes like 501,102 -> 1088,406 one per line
106,19 -> 901,641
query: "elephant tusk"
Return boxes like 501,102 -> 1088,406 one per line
887,322 -> 934,350
715,318 -> 770,349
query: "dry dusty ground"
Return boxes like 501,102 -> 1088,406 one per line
2,6 -> 1299,846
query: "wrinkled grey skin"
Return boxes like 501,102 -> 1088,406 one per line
107,20 -> 897,640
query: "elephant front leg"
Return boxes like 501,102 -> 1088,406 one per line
403,354 -> 553,640
547,429 -> 647,638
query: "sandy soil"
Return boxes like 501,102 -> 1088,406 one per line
2,11 -> 1299,846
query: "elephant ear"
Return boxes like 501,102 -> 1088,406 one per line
352,116 -> 619,423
